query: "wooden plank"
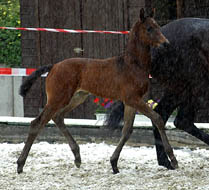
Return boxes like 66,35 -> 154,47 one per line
129,0 -> 145,7
104,0 -> 125,57
176,0 -> 183,18
82,0 -> 126,57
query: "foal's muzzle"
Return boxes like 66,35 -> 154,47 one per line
159,40 -> 170,49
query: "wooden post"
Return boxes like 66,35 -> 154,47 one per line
176,0 -> 183,19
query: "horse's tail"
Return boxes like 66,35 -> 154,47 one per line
104,101 -> 124,130
19,65 -> 53,97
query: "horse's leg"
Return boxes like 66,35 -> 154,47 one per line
17,104 -> 59,174
17,85 -> 75,174
153,94 -> 179,169
174,101 -> 209,145
52,91 -> 89,168
129,98 -> 178,169
110,105 -> 136,174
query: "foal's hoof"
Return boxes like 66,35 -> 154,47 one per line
112,167 -> 120,174
110,160 -> 119,174
17,160 -> 24,174
17,166 -> 23,174
159,159 -> 174,170
74,159 -> 81,168
171,158 -> 178,169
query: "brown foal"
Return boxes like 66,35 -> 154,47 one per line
17,8 -> 178,174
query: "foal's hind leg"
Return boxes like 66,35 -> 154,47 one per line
17,104 -> 59,173
52,91 -> 89,168
17,85 -> 75,174
110,105 -> 136,174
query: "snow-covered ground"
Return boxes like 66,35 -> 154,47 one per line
0,142 -> 209,190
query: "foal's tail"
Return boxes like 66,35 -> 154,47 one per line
19,65 -> 53,97
104,101 -> 125,130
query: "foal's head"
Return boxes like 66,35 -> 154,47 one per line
132,8 -> 169,48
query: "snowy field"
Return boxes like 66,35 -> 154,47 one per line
0,142 -> 209,190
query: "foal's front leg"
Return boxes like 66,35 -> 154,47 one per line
134,99 -> 178,169
153,93 -> 179,169
110,105 -> 136,174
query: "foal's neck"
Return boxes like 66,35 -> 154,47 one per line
125,41 -> 151,72
124,21 -> 151,72
125,30 -> 151,73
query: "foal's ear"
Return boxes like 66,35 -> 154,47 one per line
150,8 -> 155,18
140,8 -> 145,22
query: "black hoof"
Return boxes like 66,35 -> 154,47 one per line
17,166 -> 23,174
17,160 -> 24,174
113,168 -> 120,174
158,159 -> 175,170
110,159 -> 119,174
74,159 -> 81,168
171,158 -> 178,169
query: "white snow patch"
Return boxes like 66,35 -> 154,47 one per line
0,142 -> 209,190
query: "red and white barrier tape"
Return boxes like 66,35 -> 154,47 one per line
0,68 -> 36,76
0,26 -> 129,35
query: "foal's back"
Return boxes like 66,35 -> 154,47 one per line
46,57 -> 123,100
46,56 -> 149,101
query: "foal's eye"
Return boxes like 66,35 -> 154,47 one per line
147,27 -> 153,33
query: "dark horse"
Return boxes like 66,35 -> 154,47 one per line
106,18 -> 209,169
17,9 -> 177,174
